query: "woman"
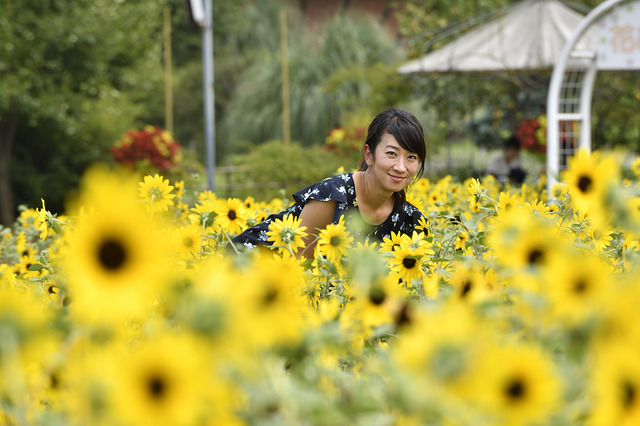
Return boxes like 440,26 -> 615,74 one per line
232,107 -> 427,258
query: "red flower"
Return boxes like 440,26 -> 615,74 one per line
111,126 -> 181,172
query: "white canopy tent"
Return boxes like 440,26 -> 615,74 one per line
398,0 -> 597,74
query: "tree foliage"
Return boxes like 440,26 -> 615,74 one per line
219,7 -> 412,153
0,0 -> 164,224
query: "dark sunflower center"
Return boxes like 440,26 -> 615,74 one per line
183,236 -> 195,248
460,280 -> 472,298
527,248 -> 544,265
402,257 -> 417,269
330,236 -> 341,247
505,378 -> 526,401
573,278 -> 588,294
368,287 -> 386,305
228,210 -> 237,220
147,375 -> 167,400
98,239 -> 127,271
395,303 -> 413,327
262,287 -> 278,305
622,379 -> 637,409
577,175 -> 593,193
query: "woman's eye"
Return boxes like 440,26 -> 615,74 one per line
386,151 -> 397,157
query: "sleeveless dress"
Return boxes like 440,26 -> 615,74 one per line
231,173 -> 425,249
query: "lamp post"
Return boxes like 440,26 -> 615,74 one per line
184,0 -> 215,191
202,0 -> 215,191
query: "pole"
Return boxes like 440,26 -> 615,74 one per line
163,8 -> 174,135
280,8 -> 290,145
203,0 -> 215,191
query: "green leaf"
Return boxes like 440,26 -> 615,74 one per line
28,263 -> 44,271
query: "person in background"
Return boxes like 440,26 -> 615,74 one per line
486,135 -> 527,184
232,107 -> 428,259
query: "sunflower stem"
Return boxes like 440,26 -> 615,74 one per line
222,230 -> 240,255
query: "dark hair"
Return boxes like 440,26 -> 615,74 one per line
504,135 -> 521,151
358,107 -> 427,210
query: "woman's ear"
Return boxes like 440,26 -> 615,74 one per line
363,144 -> 373,167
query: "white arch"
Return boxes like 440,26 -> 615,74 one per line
546,0 -> 631,193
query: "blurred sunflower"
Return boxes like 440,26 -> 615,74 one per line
112,333 -> 240,426
171,224 -> 204,261
488,206 -> 568,273
238,254 -> 308,347
585,223 -> 614,252
391,304 -> 488,400
467,342 -> 561,425
138,174 -> 175,213
448,261 -> 495,305
63,167 -> 172,324
562,148 -> 619,218
348,272 -> 407,330
542,250 -> 612,326
589,341 -> 640,426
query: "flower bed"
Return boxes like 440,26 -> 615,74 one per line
1,150 -> 640,424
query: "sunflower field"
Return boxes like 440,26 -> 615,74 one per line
2,148 -> 640,426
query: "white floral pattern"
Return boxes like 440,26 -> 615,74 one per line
232,173 -> 425,247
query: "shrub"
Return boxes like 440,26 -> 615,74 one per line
226,140 -> 352,201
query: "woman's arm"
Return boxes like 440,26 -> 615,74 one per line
298,199 -> 337,259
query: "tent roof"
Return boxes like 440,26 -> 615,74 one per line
398,0 -> 597,74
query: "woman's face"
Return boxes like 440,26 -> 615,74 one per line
364,132 -> 420,194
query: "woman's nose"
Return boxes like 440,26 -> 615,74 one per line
393,158 -> 407,171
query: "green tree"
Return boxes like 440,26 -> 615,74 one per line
0,0 -> 164,225
220,9 -> 411,153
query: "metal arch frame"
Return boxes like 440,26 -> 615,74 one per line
546,0 -> 630,193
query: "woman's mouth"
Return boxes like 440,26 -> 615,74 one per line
389,174 -> 405,183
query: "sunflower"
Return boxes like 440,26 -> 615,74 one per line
488,206 -> 568,274
589,341 -> 640,426
454,231 -> 469,251
379,231 -> 405,255
448,261 -> 495,304
112,333 -> 240,426
316,216 -> 353,263
36,198 -> 50,241
138,174 -> 176,212
542,250 -> 612,326
391,304 -> 489,405
348,268 -> 407,331
387,232 -> 432,287
171,224 -> 204,261
585,223 -> 614,252
266,214 -> 308,254
632,157 -> 640,177
496,192 -> 521,213
561,148 -> 619,216
63,168 -> 172,324
188,199 -> 219,234
214,198 -> 247,236
467,342 -> 561,425
466,178 -> 483,210
237,254 -> 308,347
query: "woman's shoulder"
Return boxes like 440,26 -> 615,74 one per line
293,173 -> 354,204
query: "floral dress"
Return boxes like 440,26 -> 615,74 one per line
232,173 -> 425,249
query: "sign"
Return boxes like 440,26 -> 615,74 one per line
596,0 -> 640,69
